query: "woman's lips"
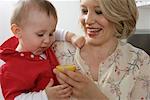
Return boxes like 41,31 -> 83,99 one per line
87,28 -> 102,37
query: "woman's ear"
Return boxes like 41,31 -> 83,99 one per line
11,24 -> 22,38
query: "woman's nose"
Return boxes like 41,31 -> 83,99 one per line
85,13 -> 95,25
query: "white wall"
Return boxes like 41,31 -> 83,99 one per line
51,0 -> 83,35
0,0 -> 83,45
0,0 -> 150,45
0,1 -> 16,44
136,7 -> 150,30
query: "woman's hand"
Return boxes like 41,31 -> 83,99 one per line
53,69 -> 108,100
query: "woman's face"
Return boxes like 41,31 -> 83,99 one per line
80,0 -> 116,46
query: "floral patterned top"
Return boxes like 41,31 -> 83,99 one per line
52,40 -> 150,100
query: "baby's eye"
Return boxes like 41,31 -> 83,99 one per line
49,33 -> 53,36
37,33 -> 44,37
81,9 -> 88,14
95,10 -> 102,15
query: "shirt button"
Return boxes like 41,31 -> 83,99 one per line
20,53 -> 24,56
30,54 -> 34,58
0,50 -> 3,53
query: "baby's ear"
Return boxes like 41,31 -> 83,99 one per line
72,36 -> 85,48
11,24 -> 22,38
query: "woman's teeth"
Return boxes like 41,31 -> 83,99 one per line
87,28 -> 102,34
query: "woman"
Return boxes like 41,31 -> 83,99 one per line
53,0 -> 150,100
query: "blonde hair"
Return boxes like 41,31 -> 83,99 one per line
11,0 -> 57,27
99,0 -> 138,39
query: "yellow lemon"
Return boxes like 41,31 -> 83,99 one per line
56,65 -> 76,72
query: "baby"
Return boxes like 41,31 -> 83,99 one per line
0,0 -> 84,100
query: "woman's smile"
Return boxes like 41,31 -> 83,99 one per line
86,27 -> 102,37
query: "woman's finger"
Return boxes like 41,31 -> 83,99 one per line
56,74 -> 66,84
53,69 -> 79,87
63,69 -> 86,82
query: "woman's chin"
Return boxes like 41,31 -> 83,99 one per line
86,39 -> 100,46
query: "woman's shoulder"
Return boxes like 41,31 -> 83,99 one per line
119,40 -> 149,56
118,40 -> 149,64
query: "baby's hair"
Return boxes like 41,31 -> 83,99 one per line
11,0 -> 57,27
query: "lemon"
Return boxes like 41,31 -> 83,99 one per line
56,65 -> 76,72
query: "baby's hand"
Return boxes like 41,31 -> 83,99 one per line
66,32 -> 85,48
71,35 -> 85,48
45,79 -> 72,100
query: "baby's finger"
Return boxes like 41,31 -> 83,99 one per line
46,78 -> 54,88
58,87 -> 72,98
74,36 -> 85,48
59,91 -> 72,98
54,84 -> 70,91
59,86 -> 72,94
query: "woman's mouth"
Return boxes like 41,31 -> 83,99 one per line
87,28 -> 102,37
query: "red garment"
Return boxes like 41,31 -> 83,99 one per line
0,36 -> 59,100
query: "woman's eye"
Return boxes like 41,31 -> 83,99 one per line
96,10 -> 102,15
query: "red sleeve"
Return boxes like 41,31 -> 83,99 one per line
46,48 -> 59,85
0,65 -> 26,100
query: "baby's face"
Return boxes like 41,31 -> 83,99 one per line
18,9 -> 57,55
